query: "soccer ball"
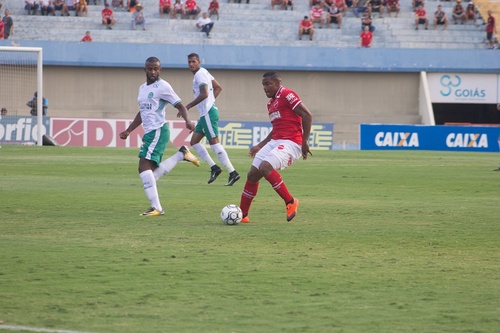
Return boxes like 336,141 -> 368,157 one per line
220,204 -> 243,225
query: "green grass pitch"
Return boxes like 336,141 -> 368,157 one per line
0,146 -> 499,333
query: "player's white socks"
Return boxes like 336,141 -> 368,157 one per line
211,143 -> 235,173
153,151 -> 184,180
192,143 -> 216,167
140,170 -> 162,212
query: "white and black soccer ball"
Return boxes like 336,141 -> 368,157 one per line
220,204 -> 243,225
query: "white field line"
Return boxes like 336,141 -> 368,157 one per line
0,325 -> 97,333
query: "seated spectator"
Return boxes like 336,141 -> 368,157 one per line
333,0 -> 347,15
208,0 -> 219,20
67,0 -> 77,15
81,30 -> 92,42
196,12 -> 214,37
77,0 -> 88,16
384,0 -> 399,18
27,92 -> 48,116
412,0 -> 423,11
433,4 -> 448,30
310,3 -> 325,28
184,0 -> 201,19
465,1 -> 476,26
415,4 -> 428,30
172,0 -> 185,18
310,0 -> 322,8
452,0 -> 465,24
112,0 -> 125,11
54,0 -> 69,16
299,15 -> 314,40
326,2 -> 342,29
361,10 -> 375,32
102,3 -> 117,29
127,0 -> 138,12
486,9 -> 497,49
159,0 -> 171,18
360,25 -> 373,47
0,14 -> 4,39
2,9 -> 14,39
25,0 -> 39,15
131,3 -> 146,29
1,107 -> 7,116
370,0 -> 383,18
40,0 -> 55,16
353,0 -> 370,17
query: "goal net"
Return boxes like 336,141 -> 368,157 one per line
0,46 -> 44,145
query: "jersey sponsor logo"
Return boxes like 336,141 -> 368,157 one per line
140,103 -> 152,110
446,133 -> 488,148
269,111 -> 281,122
285,93 -> 298,105
375,132 -> 419,147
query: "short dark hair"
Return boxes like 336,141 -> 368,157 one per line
145,56 -> 161,66
263,71 -> 281,80
187,53 -> 200,61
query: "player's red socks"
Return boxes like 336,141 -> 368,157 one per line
265,170 -> 293,204
240,180 -> 259,216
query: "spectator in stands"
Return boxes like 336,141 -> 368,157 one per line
196,12 -> 214,37
208,0 -> 219,20
77,0 -> 88,16
1,108 -> 7,116
102,3 -> 117,29
185,0 -> 201,19
360,25 -> 373,47
81,30 -> 92,41
412,0 -> 423,12
310,3 -> 325,28
310,0 -> 322,8
159,0 -> 171,18
131,3 -> 146,29
112,0 -> 125,11
172,0 -> 185,19
40,0 -> 55,15
415,4 -> 428,30
27,92 -> 48,116
370,0 -> 383,18
326,2 -> 342,29
465,2 -> 477,26
333,0 -> 347,16
54,0 -> 69,16
433,5 -> 448,30
353,0 -> 370,17
361,10 -> 375,32
67,0 -> 77,15
486,10 -> 497,49
25,0 -> 39,15
128,0 -> 138,12
452,0 -> 465,24
299,15 -> 314,40
2,9 -> 13,39
0,13 -> 3,39
384,0 -> 399,17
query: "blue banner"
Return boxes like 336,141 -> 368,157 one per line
218,121 -> 334,150
360,124 -> 500,152
0,116 -> 51,144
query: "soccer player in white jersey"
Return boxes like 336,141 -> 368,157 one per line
119,57 -> 200,217
186,53 -> 240,186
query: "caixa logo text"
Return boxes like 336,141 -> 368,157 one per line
446,133 -> 488,148
375,132 -> 419,147
439,75 -> 486,98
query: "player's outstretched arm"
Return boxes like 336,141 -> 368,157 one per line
175,102 -> 196,132
119,112 -> 142,139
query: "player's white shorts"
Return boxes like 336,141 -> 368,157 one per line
252,139 -> 302,171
